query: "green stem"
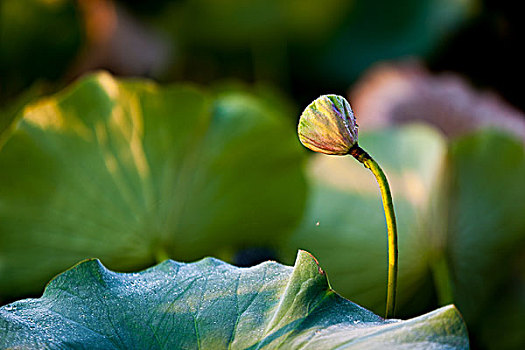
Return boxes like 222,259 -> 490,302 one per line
431,253 -> 453,305
350,144 -> 398,318
155,247 -> 170,263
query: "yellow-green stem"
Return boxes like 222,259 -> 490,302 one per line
155,247 -> 170,264
350,145 -> 398,318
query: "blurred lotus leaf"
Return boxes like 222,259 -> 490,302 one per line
0,250 -> 469,349
445,131 -> 525,350
0,71 -> 306,301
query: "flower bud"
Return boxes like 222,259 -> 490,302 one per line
298,95 -> 358,155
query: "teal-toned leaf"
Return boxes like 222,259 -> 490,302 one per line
0,72 -> 306,300
284,125 -> 447,315
0,251 -> 468,349
444,130 -> 525,349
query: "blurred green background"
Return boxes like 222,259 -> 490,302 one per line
1,1 -> 525,349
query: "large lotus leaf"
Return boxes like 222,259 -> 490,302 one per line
0,250 -> 468,349
0,72 -> 306,300
284,125 -> 447,316
444,131 -> 525,349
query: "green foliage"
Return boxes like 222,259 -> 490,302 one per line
445,132 -> 525,349
0,251 -> 469,349
0,72 -> 306,300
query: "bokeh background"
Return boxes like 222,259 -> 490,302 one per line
1,1 -> 525,349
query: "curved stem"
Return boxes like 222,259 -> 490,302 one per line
350,145 -> 398,318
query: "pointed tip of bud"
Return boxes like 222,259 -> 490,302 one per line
298,94 -> 359,155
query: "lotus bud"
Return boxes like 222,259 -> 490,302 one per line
298,95 -> 359,155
